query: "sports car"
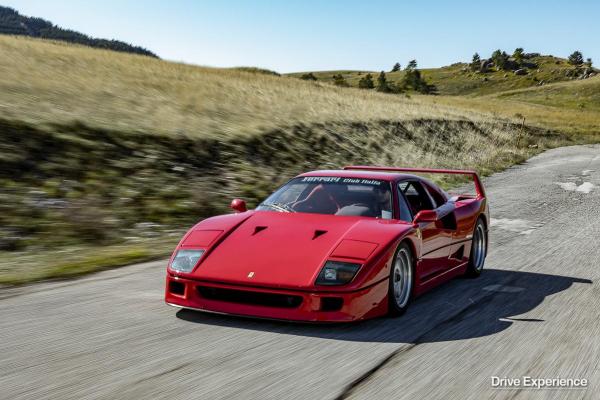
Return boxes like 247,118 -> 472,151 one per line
165,166 -> 489,322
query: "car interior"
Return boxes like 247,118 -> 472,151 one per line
290,183 -> 391,218
399,181 -> 435,215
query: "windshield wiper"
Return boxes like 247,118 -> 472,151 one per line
262,202 -> 294,213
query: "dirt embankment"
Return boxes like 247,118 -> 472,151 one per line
0,118 -> 565,251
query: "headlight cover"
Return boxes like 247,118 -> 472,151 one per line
316,261 -> 361,285
169,249 -> 205,272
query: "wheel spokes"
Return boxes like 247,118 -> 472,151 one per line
393,249 -> 412,308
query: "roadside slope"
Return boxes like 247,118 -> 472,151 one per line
1,117 -> 565,284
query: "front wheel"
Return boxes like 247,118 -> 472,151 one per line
465,218 -> 487,278
388,242 -> 414,316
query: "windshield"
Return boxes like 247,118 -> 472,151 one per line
257,176 -> 393,219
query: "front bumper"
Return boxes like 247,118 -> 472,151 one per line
164,275 -> 389,322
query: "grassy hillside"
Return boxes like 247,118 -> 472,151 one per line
0,35 -> 483,139
492,75 -> 600,111
289,55 -> 595,96
430,75 -> 600,137
0,35 -> 593,285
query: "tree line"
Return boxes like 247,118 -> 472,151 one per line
0,6 -> 158,58
301,59 -> 436,95
470,48 -> 592,72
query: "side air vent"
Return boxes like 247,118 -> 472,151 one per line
312,230 -> 328,240
451,245 -> 464,261
440,212 -> 457,230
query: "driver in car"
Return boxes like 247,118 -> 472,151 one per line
334,184 -> 393,219
374,185 -> 393,219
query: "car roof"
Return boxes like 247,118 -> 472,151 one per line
297,169 -> 423,182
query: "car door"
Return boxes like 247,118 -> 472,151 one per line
421,181 -> 462,269
399,180 -> 453,281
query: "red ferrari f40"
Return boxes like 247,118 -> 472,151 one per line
165,166 -> 489,322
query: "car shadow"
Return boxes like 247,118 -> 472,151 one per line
175,269 -> 592,344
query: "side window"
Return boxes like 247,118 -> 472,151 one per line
399,181 -> 434,215
423,183 -> 446,209
396,186 -> 413,222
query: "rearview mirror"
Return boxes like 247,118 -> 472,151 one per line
413,209 -> 438,224
230,198 -> 247,213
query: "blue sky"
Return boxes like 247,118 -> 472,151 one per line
4,0 -> 599,72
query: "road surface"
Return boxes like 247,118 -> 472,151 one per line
1,145 -> 599,400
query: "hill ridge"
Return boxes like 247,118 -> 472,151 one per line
0,5 -> 157,58
288,53 -> 597,96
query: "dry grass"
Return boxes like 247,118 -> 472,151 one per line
1,35 -> 492,138
431,94 -> 600,138
0,237 -> 179,286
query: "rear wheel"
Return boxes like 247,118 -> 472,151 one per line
388,242 -> 414,316
465,218 -> 487,278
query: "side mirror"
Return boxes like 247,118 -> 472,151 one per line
230,198 -> 247,213
413,209 -> 438,224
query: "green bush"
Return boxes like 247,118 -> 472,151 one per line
402,68 -> 436,94
358,73 -> 374,89
332,74 -> 349,87
492,49 -> 510,70
376,71 -> 390,92
513,48 -> 525,66
300,72 -> 317,81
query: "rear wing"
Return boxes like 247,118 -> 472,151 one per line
342,166 -> 486,199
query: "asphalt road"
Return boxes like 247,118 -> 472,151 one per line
1,145 -> 599,400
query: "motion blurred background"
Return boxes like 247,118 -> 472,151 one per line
0,1 -> 599,285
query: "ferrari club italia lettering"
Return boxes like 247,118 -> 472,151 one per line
301,176 -> 381,186
301,176 -> 341,183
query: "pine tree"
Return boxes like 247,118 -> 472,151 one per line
406,60 -> 417,70
491,49 -> 509,70
402,68 -> 435,94
391,62 -> 401,72
568,51 -> 584,66
403,69 -> 418,89
471,53 -> 481,71
376,71 -> 390,92
513,48 -> 524,65
358,73 -> 375,89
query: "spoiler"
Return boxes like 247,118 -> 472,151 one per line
342,166 -> 486,198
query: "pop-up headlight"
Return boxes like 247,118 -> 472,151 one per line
316,261 -> 361,285
169,249 -> 205,272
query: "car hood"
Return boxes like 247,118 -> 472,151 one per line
187,211 -> 406,289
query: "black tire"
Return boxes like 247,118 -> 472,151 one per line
464,218 -> 487,278
388,242 -> 414,317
